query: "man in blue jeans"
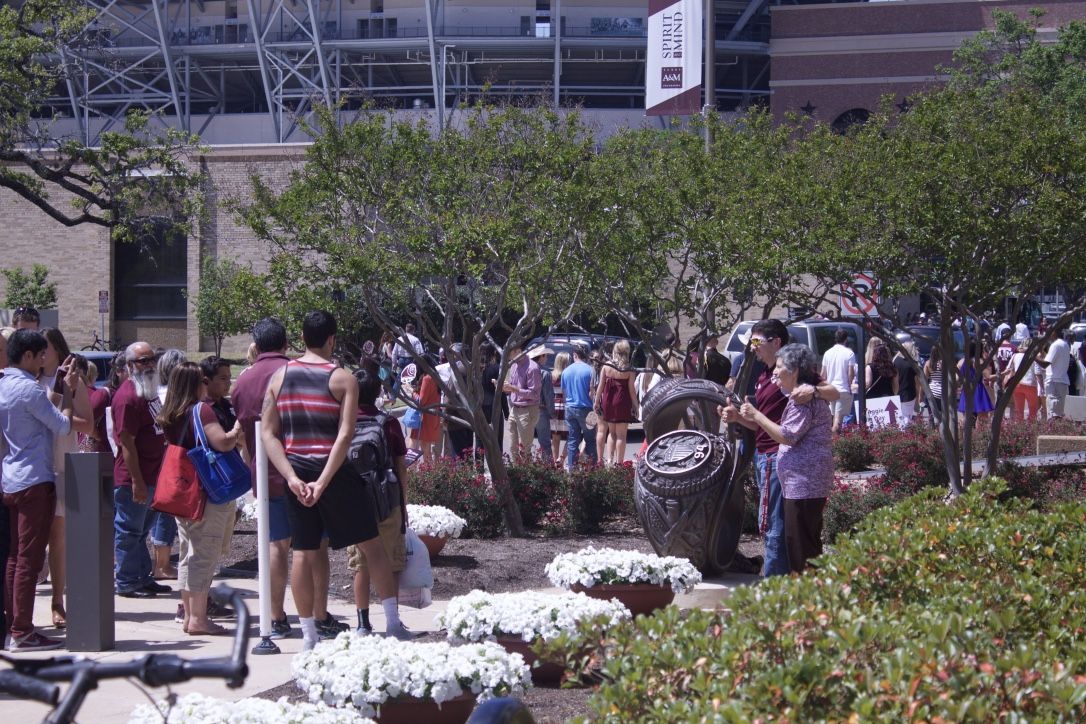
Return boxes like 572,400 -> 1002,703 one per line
722,320 -> 838,577
560,345 -> 597,470
111,342 -> 171,598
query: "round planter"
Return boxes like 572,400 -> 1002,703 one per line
571,583 -> 675,617
417,533 -> 449,557
495,636 -> 567,685
376,692 -> 474,724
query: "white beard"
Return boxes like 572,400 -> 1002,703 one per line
131,369 -> 160,401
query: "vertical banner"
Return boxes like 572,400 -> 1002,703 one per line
646,0 -> 703,116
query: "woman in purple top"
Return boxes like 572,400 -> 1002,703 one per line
740,343 -> 834,573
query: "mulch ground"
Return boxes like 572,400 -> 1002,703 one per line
224,516 -> 764,722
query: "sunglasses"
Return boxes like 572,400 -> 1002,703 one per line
749,337 -> 767,348
132,355 -> 158,367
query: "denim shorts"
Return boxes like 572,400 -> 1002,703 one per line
268,495 -> 291,543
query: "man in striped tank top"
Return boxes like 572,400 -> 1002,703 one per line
260,310 -> 402,649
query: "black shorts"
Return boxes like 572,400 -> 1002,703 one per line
286,456 -> 379,551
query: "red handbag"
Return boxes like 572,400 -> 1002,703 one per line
152,443 -> 206,521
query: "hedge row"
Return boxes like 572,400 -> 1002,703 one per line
581,479 -> 1086,721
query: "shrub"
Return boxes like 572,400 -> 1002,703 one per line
581,480 -> 1086,721
869,423 -> 948,493
408,456 -> 506,538
541,462 -> 635,535
821,475 -> 897,543
832,426 -> 875,471
506,453 -> 565,528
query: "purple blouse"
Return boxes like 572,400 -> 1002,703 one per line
776,397 -> 834,500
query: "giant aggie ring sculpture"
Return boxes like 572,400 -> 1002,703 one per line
635,375 -> 754,573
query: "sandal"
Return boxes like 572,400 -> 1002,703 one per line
52,604 -> 67,629
187,621 -> 229,636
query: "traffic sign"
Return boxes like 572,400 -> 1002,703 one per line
98,290 -> 109,314
840,272 -> 880,317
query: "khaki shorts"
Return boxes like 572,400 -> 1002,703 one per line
347,506 -> 406,573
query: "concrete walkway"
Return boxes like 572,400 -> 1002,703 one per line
3,569 -> 757,722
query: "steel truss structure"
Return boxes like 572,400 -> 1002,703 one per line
48,0 -> 781,144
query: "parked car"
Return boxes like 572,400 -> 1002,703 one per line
894,325 -> 965,364
524,333 -> 648,371
722,319 -> 865,368
76,350 -> 119,388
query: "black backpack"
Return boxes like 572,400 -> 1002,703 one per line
348,413 -> 398,521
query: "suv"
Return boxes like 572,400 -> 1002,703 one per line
722,319 -> 865,368
524,333 -> 647,371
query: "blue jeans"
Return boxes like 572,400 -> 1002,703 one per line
149,510 -> 177,547
565,407 -> 597,470
754,451 -> 790,577
114,485 -> 156,593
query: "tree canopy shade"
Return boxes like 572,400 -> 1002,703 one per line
239,105 -> 599,534
0,0 -> 202,234
796,11 -> 1086,493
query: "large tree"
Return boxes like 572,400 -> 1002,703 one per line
240,105 -> 597,535
799,11 -> 1086,494
1,0 -> 201,233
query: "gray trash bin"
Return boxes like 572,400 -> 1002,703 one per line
64,452 -> 115,651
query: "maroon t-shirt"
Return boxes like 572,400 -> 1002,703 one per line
89,386 -> 114,457
111,379 -> 166,487
162,403 -> 218,450
357,404 -> 407,458
232,352 -> 289,497
754,366 -> 788,455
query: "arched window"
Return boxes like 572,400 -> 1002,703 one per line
831,108 -> 870,134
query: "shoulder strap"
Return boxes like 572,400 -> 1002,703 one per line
192,402 -> 210,450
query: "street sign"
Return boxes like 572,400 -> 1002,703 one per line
840,272 -> 879,317
98,290 -> 109,314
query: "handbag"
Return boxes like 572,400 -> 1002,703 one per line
152,421 -> 207,520
402,403 -> 422,430
187,403 -> 251,504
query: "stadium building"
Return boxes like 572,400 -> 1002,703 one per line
1,0 -> 1079,351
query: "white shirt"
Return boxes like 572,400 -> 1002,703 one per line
994,322 -> 1011,341
391,333 -> 423,360
1009,352 -> 1036,386
821,344 -> 857,394
1045,338 -> 1071,386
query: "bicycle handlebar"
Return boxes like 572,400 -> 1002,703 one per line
0,670 -> 60,706
0,584 -> 250,724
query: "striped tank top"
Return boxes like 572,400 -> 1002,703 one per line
278,360 -> 340,459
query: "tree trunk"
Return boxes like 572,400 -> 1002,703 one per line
473,407 -> 526,536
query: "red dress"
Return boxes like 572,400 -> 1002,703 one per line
417,375 -> 442,444
601,371 -> 634,423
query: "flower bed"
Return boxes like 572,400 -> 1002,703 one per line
129,693 -> 371,724
406,504 -> 467,539
437,590 -> 630,644
545,547 -> 701,594
292,634 -> 531,718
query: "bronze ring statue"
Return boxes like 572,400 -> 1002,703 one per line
635,367 -> 755,573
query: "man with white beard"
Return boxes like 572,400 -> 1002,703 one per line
111,342 -> 171,598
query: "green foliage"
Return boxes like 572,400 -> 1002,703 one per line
581,480 -> 1086,721
2,263 -> 57,309
539,462 -> 635,536
192,257 -> 271,356
0,1 -> 204,232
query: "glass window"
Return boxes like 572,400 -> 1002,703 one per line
115,218 -> 187,320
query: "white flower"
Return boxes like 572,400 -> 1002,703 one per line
291,633 -> 531,718
436,590 -> 630,644
129,693 -> 371,724
406,504 -> 467,538
544,547 -> 702,594
239,495 -> 259,522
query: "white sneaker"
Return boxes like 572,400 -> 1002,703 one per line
384,622 -> 423,641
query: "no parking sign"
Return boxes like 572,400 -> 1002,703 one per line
840,272 -> 880,317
